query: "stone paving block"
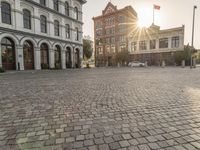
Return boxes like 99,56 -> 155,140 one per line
109,142 -> 121,149
99,144 -> 110,150
119,140 -> 131,147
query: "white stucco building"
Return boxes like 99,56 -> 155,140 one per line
128,24 -> 185,66
0,0 -> 86,70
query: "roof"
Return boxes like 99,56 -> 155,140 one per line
93,2 -> 137,20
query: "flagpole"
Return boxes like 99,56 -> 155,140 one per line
153,5 -> 155,25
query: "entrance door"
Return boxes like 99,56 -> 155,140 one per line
66,48 -> 72,68
1,37 -> 16,70
23,41 -> 34,70
40,43 -> 49,69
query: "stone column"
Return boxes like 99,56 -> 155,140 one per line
49,48 -> 55,68
14,0 -> 22,29
16,45 -> 24,70
49,14 -> 54,37
62,50 -> 66,69
168,37 -> 171,49
79,47 -> 83,68
35,47 -> 41,70
71,47 -> 75,68
34,7 -> 40,34
156,39 -> 159,50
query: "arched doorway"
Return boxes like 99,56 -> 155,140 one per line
23,41 -> 34,70
66,47 -> 72,68
75,48 -> 80,68
54,45 -> 61,69
40,43 -> 49,69
1,37 -> 16,70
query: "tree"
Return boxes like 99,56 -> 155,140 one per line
83,37 -> 93,60
174,45 -> 191,66
115,50 -> 130,66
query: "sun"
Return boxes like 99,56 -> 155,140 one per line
136,5 -> 153,28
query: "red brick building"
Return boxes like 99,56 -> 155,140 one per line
93,2 -> 137,67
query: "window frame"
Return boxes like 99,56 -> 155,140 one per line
40,0 -> 46,6
23,9 -> 31,29
1,2 -> 12,25
171,36 -> 180,48
159,38 -> 168,49
66,24 -> 70,39
54,20 -> 60,36
53,0 -> 59,12
40,15 -> 47,33
65,1 -> 69,16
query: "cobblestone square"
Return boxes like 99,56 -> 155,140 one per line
0,68 -> 200,150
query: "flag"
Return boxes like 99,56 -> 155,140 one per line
154,5 -> 161,10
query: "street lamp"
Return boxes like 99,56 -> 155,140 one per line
191,5 -> 197,68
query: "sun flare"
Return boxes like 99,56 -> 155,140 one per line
136,5 -> 153,28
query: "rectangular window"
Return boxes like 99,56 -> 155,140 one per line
159,38 -> 168,48
139,41 -> 147,50
111,37 -> 115,44
54,0 -> 59,11
150,40 -> 156,49
106,38 -> 110,44
171,36 -> 179,48
131,42 -> 137,51
40,0 -> 46,6
120,36 -> 126,43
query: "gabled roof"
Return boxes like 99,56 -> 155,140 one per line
102,2 -> 118,15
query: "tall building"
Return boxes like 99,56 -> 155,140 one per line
128,24 -> 185,66
93,2 -> 137,67
0,0 -> 86,71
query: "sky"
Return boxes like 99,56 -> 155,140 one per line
82,0 -> 200,49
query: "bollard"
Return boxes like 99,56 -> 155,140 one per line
162,61 -> 165,68
182,60 -> 185,68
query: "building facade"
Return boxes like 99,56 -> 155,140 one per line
0,0 -> 86,71
93,2 -> 137,67
128,25 -> 185,66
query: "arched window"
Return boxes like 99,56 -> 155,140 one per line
65,2 -> 69,16
23,9 -> 31,29
75,27 -> 79,41
54,45 -> 61,68
40,15 -> 47,33
23,41 -> 34,69
66,24 -> 70,39
40,43 -> 49,69
53,0 -> 59,11
40,0 -> 46,6
74,7 -> 78,20
54,20 -> 59,36
1,2 -> 11,24
1,37 -> 16,70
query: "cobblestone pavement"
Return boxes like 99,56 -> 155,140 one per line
1,68 -> 200,150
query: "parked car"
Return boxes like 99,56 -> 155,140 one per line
128,61 -> 145,67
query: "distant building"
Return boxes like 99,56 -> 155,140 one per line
93,2 -> 137,67
128,24 -> 185,66
0,0 -> 86,71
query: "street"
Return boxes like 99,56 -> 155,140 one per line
0,68 -> 200,150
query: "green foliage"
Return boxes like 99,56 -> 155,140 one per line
174,46 -> 191,66
86,63 -> 90,69
116,50 -> 130,65
41,63 -> 49,69
83,39 -> 93,60
50,63 -> 61,70
0,67 -> 5,73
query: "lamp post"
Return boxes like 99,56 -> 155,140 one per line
191,5 -> 197,68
